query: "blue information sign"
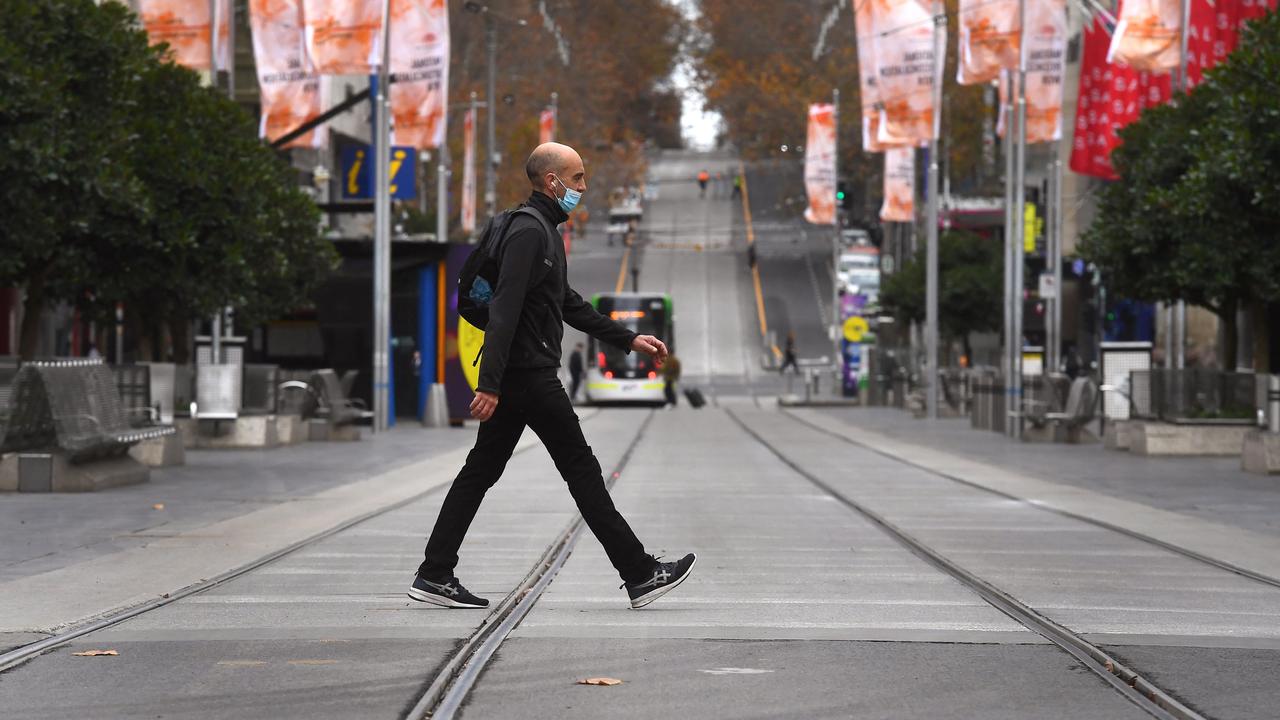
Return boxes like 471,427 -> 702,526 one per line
340,144 -> 417,200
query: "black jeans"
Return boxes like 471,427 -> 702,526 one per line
418,367 -> 653,585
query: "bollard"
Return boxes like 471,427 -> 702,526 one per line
1270,375 -> 1280,434
422,383 -> 450,428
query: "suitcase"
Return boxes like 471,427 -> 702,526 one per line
683,387 -> 706,409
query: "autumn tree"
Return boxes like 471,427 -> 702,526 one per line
694,0 -> 996,226
443,0 -> 687,233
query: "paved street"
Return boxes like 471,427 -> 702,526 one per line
3,150 -> 1280,718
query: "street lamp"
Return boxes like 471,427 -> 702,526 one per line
463,2 -> 527,221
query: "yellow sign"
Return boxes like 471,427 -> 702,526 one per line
842,315 -> 869,343
1023,203 -> 1043,253
457,317 -> 484,391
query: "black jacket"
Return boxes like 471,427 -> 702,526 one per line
478,191 -> 636,395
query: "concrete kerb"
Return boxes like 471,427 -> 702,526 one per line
785,407 -> 1280,584
0,427 -> 547,635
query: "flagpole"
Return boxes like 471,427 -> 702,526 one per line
373,0 -> 393,432
924,5 -> 944,420
832,89 -> 842,370
1011,0 -> 1029,440
1002,70 -> 1015,436
1174,0 -> 1192,370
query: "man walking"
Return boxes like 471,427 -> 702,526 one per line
409,142 -> 696,610
567,341 -> 585,402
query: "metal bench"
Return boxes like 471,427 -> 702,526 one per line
1029,376 -> 1098,443
310,369 -> 372,426
1,359 -> 175,463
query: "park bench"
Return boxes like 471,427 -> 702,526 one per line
310,369 -> 371,426
1027,376 -> 1098,443
0,359 -> 175,491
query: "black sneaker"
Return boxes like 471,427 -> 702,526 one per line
408,575 -> 489,608
622,553 -> 696,609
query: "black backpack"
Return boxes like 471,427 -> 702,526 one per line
457,205 -> 556,331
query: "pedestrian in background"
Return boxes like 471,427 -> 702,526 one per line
732,173 -> 743,198
662,352 -> 682,408
409,142 -> 695,611
779,332 -> 798,374
568,342 -> 585,402
697,169 -> 710,198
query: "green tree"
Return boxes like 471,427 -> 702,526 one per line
1080,10 -> 1280,370
879,230 -> 1002,361
86,60 -> 337,361
0,0 -> 156,358
0,0 -> 337,360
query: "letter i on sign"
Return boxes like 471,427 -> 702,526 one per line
348,150 -> 364,195
389,149 -> 406,194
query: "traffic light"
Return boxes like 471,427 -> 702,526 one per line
835,179 -> 854,216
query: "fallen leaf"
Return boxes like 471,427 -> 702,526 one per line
72,650 -> 118,657
577,677 -> 623,686
152,503 -> 165,510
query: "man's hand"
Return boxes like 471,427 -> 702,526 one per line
632,334 -> 669,365
470,391 -> 499,421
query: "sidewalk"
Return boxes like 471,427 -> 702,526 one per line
807,406 -> 1280,539
1,424 -> 476,585
0,421 -> 509,641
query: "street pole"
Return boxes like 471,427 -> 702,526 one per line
1049,153 -> 1064,375
924,8 -> 944,420
437,134 -> 451,245
1002,71 -> 1015,435
550,91 -> 559,140
484,15 -> 498,221
1174,0 -> 1192,371
832,88 -> 842,369
1011,0 -> 1029,440
372,0 -> 393,432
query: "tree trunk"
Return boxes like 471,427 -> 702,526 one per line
128,305 -> 152,363
17,269 -> 47,361
169,312 -> 191,365
1220,299 -> 1239,371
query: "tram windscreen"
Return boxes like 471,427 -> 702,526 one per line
594,295 -> 669,375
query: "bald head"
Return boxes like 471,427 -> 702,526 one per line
526,142 -> 586,197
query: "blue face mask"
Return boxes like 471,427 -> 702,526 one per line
552,174 -> 582,213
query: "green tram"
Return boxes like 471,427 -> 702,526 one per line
584,293 -> 674,405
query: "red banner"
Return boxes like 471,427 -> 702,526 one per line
461,108 -> 476,234
1070,1 -> 1276,179
539,108 -> 556,144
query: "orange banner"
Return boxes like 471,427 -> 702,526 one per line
1108,0 -> 1182,72
462,108 -> 476,234
249,0 -> 326,148
1024,0 -> 1067,143
539,108 -> 556,144
138,0 -> 232,71
873,0 -> 945,147
302,0 -> 381,75
880,147 -> 915,222
995,0 -> 1067,144
852,0 -> 884,152
956,0 -> 1020,84
388,0 -> 449,149
804,104 -> 837,225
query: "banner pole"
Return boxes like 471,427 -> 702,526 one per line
832,89 -> 842,370
373,0 -> 393,432
1012,0 -> 1029,440
924,6 -> 944,420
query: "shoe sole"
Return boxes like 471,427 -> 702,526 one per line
629,555 -> 697,609
407,587 -> 489,609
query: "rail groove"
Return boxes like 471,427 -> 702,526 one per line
726,407 -> 1203,720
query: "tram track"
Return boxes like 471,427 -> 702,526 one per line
781,408 -> 1280,593
404,409 -> 655,720
724,406 -> 1208,720
0,409 -> 609,676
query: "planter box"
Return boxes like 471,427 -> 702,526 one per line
1242,430 -> 1280,475
1131,421 -> 1250,456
